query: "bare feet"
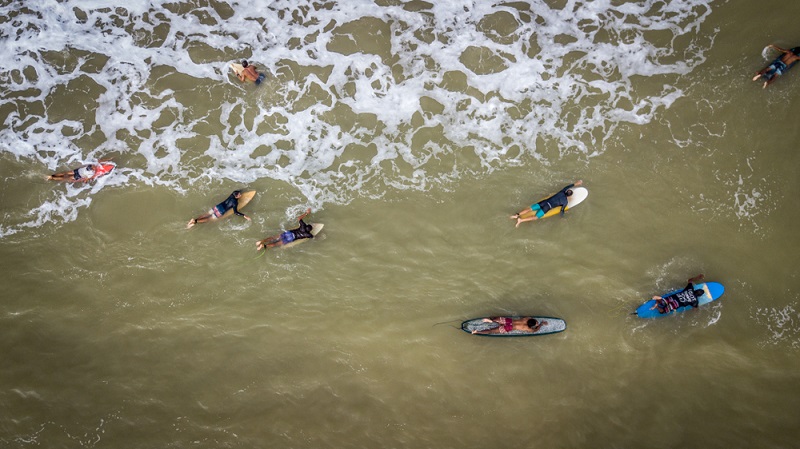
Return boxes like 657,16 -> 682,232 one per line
752,74 -> 761,81
256,241 -> 264,251
763,81 -> 768,89
186,218 -> 196,229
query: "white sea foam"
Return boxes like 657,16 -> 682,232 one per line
0,0 -> 717,233
754,303 -> 800,349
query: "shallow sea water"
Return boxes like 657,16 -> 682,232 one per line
1,0 -> 800,447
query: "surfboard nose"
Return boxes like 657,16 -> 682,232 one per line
706,282 -> 725,299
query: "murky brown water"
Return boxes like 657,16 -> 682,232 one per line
1,1 -> 799,447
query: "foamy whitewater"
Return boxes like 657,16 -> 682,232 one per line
0,0 -> 716,235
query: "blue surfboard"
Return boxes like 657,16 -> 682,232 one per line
635,282 -> 725,318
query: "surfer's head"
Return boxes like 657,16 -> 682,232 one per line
565,189 -> 573,197
526,318 -> 538,329
693,289 -> 705,298
233,190 -> 242,198
242,60 -> 249,67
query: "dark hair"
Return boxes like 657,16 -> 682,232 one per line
693,289 -> 705,298
242,60 -> 249,67
233,190 -> 242,197
565,189 -> 573,197
526,318 -> 538,329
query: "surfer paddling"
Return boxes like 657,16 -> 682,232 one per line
47,159 -> 114,182
753,45 -> 800,88
511,180 -> 583,227
256,208 -> 314,250
187,190 -> 251,229
238,60 -> 266,85
471,317 -> 547,335
650,274 -> 705,314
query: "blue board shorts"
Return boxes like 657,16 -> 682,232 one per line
280,231 -> 296,245
255,73 -> 266,85
765,59 -> 788,80
529,203 -> 545,218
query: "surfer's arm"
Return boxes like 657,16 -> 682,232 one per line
559,180 -> 582,193
649,296 -> 663,310
297,208 -> 311,220
232,205 -> 250,220
769,44 -> 789,53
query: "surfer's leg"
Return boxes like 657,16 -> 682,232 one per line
764,75 -> 779,88
515,204 -> 544,226
753,67 -> 770,81
511,209 -> 528,219
256,236 -> 280,250
265,240 -> 283,249
188,212 -> 214,228
258,235 -> 283,249
514,203 -> 540,220
515,216 -> 537,227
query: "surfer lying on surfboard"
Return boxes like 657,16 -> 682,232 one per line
47,159 -> 115,182
471,317 -> 548,335
649,274 -> 705,314
187,190 -> 251,229
237,60 -> 266,85
511,180 -> 583,227
753,45 -> 800,89
256,208 -> 314,250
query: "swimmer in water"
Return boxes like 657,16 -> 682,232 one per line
187,190 -> 251,228
752,45 -> 800,89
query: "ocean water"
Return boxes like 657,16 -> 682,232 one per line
1,0 -> 799,447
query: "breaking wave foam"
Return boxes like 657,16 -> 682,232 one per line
0,0 -> 717,234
